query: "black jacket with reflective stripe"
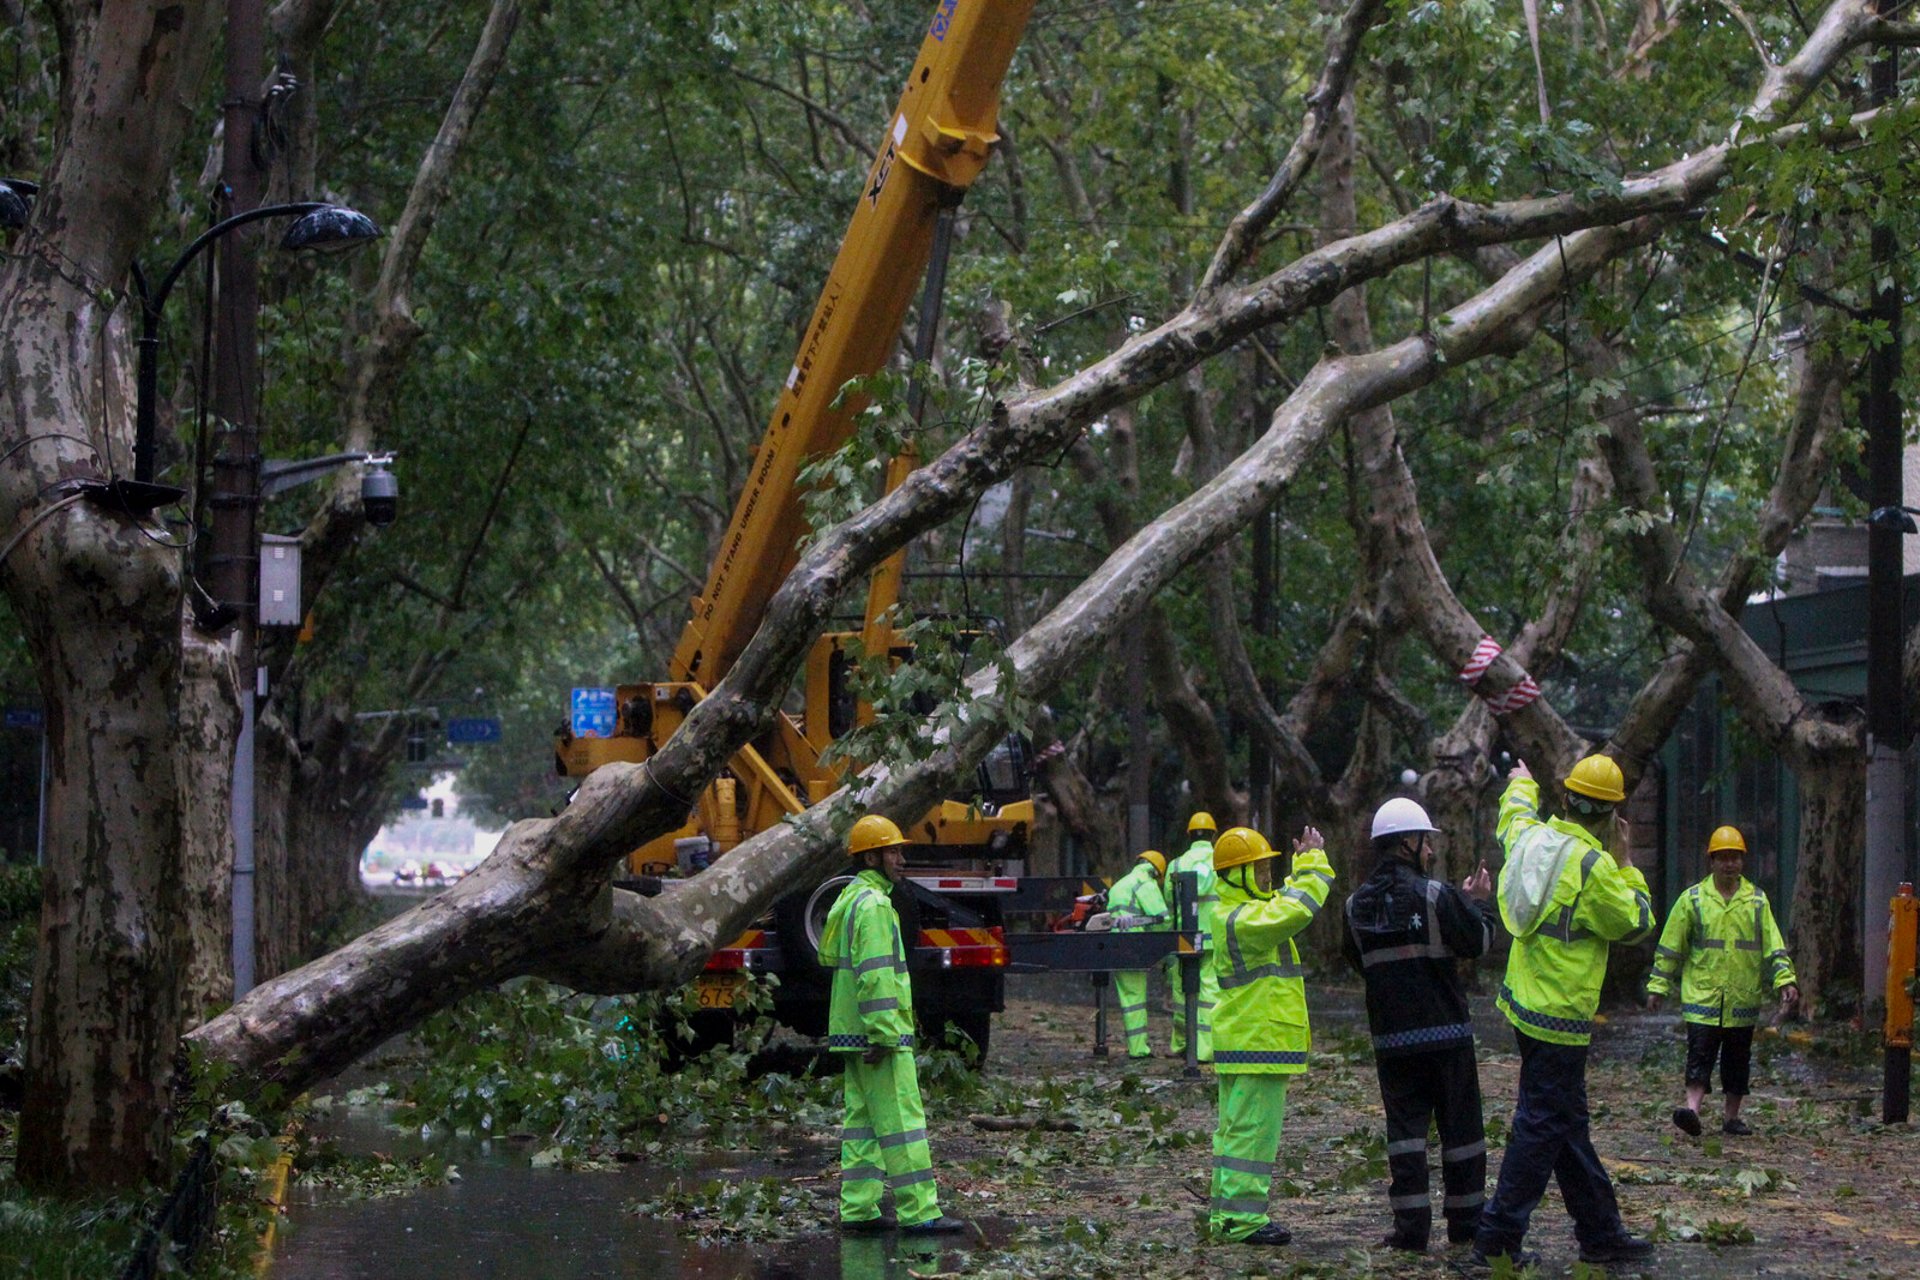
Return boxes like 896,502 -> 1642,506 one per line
1341,858 -> 1498,1058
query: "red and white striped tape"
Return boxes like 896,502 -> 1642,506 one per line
1487,675 -> 1541,715
1458,636 -> 1502,685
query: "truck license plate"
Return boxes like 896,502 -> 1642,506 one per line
695,973 -> 746,1009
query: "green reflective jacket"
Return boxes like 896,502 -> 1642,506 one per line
1209,846 -> 1335,1074
1646,875 -> 1794,1027
1167,839 -> 1218,950
1106,862 -> 1169,932
1493,777 -> 1654,1046
818,869 -> 915,1053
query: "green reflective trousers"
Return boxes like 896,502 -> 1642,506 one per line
1168,957 -> 1217,1062
1209,1074 -> 1288,1240
1114,969 -> 1152,1058
839,1050 -> 942,1227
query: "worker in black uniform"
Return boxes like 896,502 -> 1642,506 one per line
1341,796 -> 1498,1253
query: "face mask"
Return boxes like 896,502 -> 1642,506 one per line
1252,858 -> 1275,894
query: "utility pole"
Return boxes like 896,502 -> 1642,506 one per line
1862,4 -> 1909,1120
211,0 -> 268,997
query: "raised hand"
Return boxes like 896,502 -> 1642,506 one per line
1293,826 -> 1324,853
1462,861 -> 1493,899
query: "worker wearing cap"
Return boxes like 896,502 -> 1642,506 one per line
1646,825 -> 1799,1137
1207,824 -> 1334,1246
1167,812 -> 1220,1062
1471,757 -> 1656,1271
819,815 -> 963,1235
1342,796 -> 1497,1253
1106,849 -> 1171,1059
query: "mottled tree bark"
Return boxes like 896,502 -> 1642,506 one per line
4,0 -> 224,1191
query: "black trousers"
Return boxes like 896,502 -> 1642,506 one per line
1377,1044 -> 1486,1246
1684,1022 -> 1755,1097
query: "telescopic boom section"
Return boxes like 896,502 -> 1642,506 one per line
669,0 -> 1036,687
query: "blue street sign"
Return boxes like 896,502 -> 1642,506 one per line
4,707 -> 43,730
399,794 -> 430,810
570,687 -> 617,739
446,717 -> 503,744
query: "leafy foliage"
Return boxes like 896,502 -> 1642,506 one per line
402,976 -> 838,1158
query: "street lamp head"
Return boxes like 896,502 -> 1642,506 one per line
0,178 -> 37,229
360,454 -> 398,527
279,205 -> 381,254
1869,505 -> 1920,535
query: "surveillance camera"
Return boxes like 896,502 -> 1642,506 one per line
360,457 -> 398,528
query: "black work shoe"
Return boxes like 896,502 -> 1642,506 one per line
1240,1223 -> 1293,1246
1671,1106 -> 1703,1136
1381,1230 -> 1428,1252
1579,1234 -> 1657,1265
839,1216 -> 893,1234
1721,1116 -> 1754,1135
1464,1246 -> 1539,1272
899,1215 -> 967,1235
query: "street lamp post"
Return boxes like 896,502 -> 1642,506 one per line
125,199 -> 379,998
130,201 -> 379,486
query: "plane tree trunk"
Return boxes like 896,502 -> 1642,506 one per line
2,0 -> 224,1191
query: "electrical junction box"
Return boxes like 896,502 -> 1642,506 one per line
259,534 -> 303,627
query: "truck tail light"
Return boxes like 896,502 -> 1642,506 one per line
915,925 -> 1008,968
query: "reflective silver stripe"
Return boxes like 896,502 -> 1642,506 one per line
1426,879 -> 1445,952
1386,1138 -> 1427,1156
1225,904 -> 1248,975
1214,1155 -> 1273,1175
1629,893 -> 1654,940
854,954 -> 905,975
1734,939 -> 1762,950
1699,938 -> 1726,950
1217,961 -> 1305,989
1361,942 -> 1455,966
841,1127 -> 875,1143
841,1165 -> 886,1181
1540,904 -> 1593,943
1656,945 -> 1683,961
1390,1193 -> 1431,1209
1444,1191 -> 1486,1209
859,997 -> 899,1014
1211,1197 -> 1270,1215
877,1127 -> 928,1149
889,1167 -> 936,1188
1443,1139 -> 1486,1162
1280,886 -> 1322,913
1118,1002 -> 1148,1014
1304,868 -> 1335,887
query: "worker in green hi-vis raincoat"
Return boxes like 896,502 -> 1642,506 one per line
1105,849 -> 1170,1058
818,815 -> 965,1236
1207,824 -> 1335,1246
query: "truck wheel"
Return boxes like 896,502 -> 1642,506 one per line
778,875 -> 855,973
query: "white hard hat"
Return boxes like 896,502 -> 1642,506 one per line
1372,796 -> 1439,840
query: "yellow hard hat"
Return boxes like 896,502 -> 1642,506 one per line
1563,754 -> 1626,804
1707,825 -> 1747,856
1212,827 -> 1275,872
1137,850 -> 1168,877
1187,812 -> 1218,835
848,814 -> 908,857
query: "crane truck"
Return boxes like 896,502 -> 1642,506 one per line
554,0 -> 1042,1057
